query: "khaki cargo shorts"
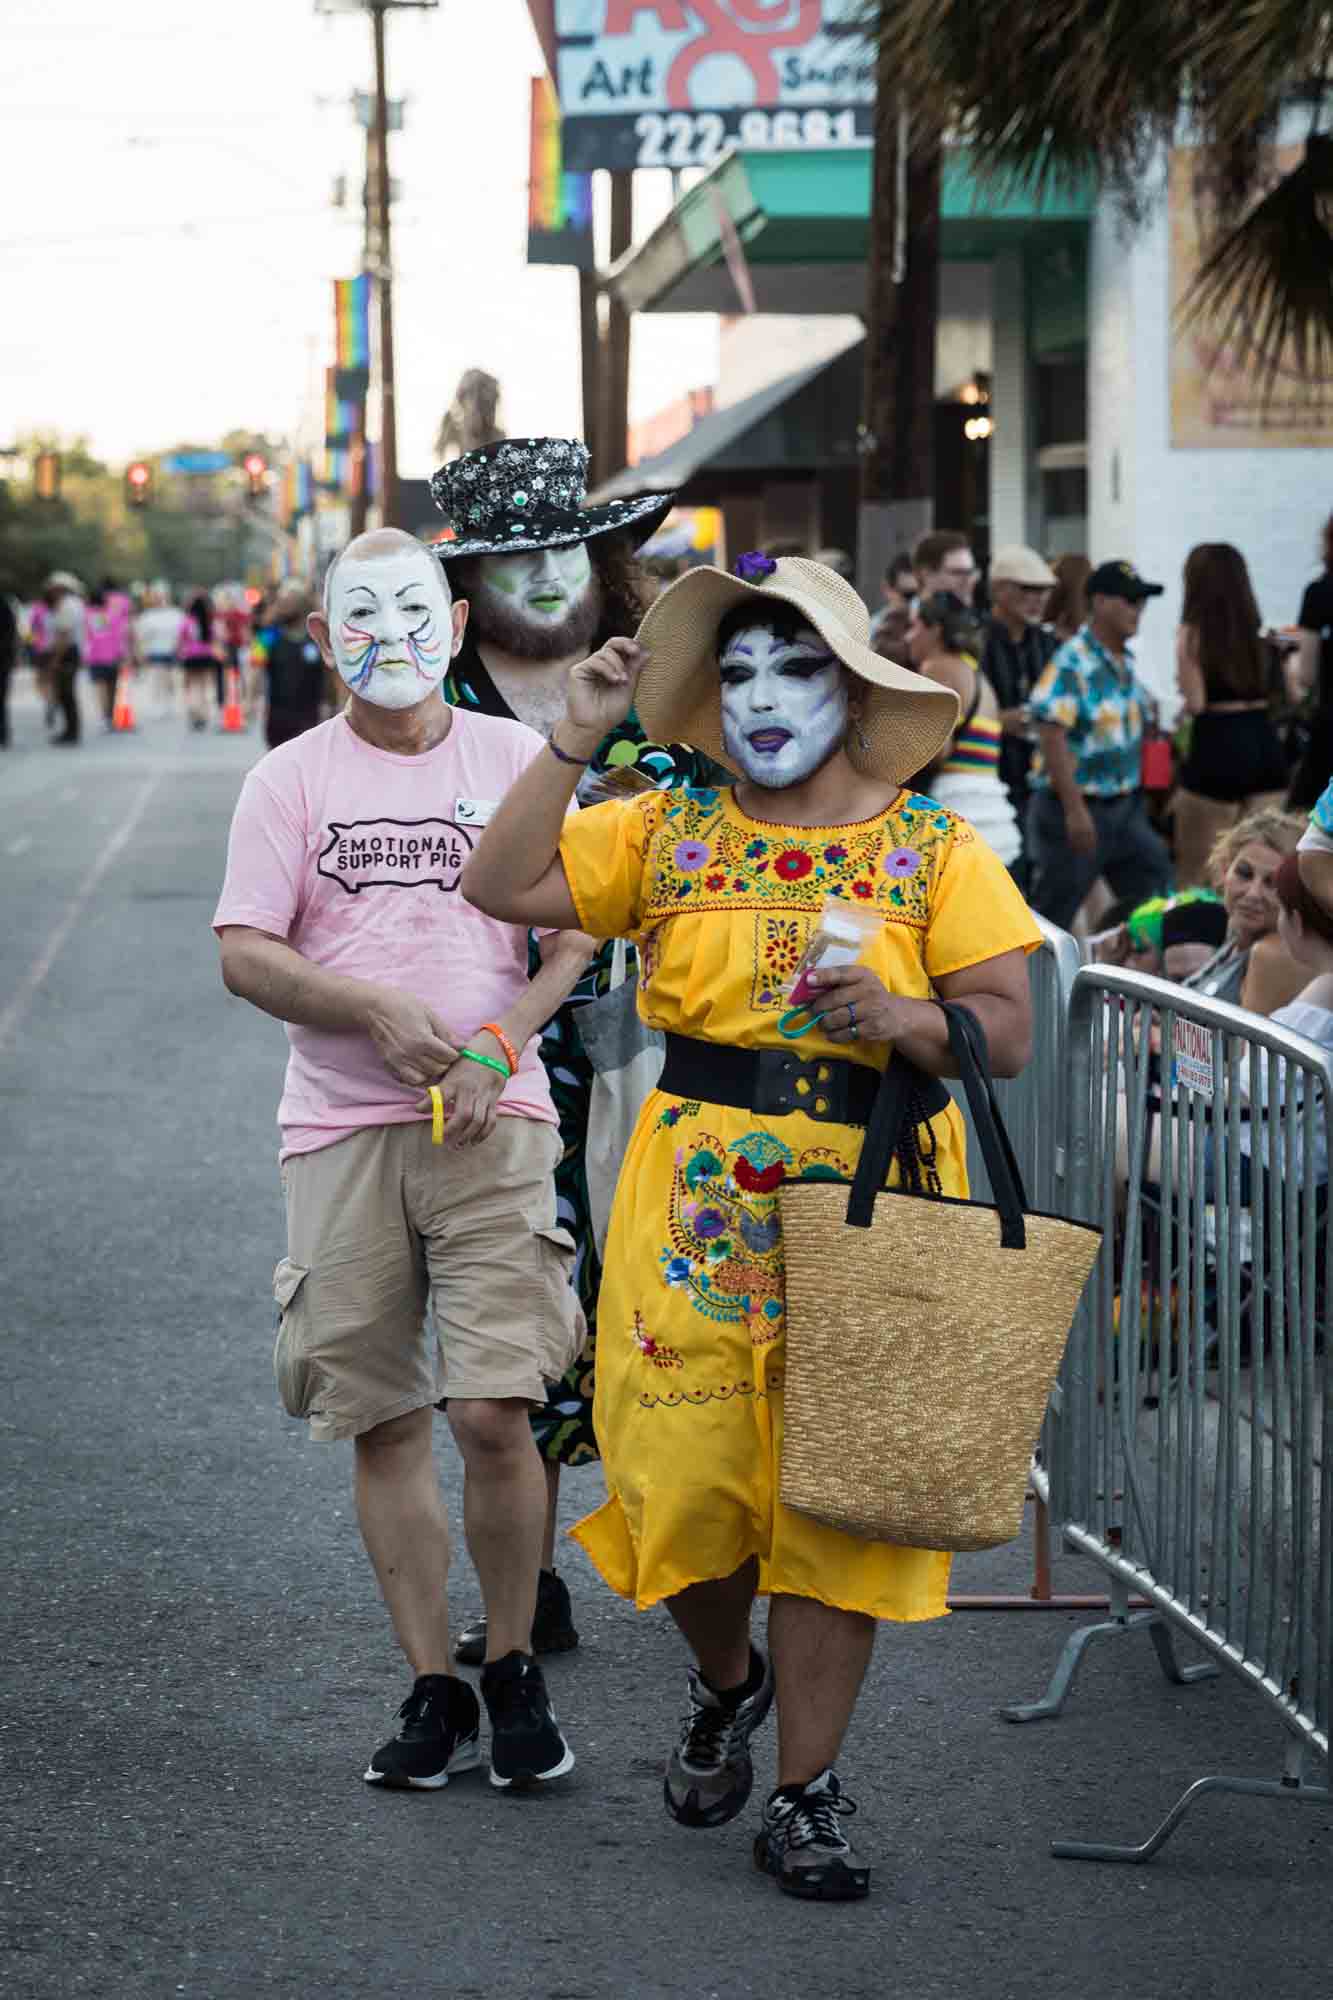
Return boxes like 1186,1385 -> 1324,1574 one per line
273,1115 -> 580,1443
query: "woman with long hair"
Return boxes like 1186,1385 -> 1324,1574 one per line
178,588 -> 219,732
1172,542 -> 1289,886
906,590 -> 1021,866
1045,554 -> 1091,643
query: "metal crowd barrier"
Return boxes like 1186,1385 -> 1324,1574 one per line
947,916 -> 1099,1611
1007,966 -> 1331,1861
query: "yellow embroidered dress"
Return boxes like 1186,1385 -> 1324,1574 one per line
558,783 -> 1041,1621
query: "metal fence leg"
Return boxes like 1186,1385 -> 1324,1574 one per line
1051,1740 -> 1332,1864
1004,1577 -> 1137,1722
1003,1578 -> 1215,1723
1145,1615 -> 1220,1689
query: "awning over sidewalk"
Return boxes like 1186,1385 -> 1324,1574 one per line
609,147 -> 1095,317
592,343 -> 864,503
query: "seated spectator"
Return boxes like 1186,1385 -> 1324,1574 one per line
1178,807 -> 1304,1006
1160,894 -> 1228,982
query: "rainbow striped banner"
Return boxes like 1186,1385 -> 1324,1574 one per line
527,76 -> 593,270
333,273 -> 371,369
281,459 -> 314,522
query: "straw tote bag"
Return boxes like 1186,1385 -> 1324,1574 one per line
777,1003 -> 1101,1552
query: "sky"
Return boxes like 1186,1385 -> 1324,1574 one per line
0,0 -> 718,475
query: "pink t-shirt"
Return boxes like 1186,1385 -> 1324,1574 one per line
213,710 -> 558,1159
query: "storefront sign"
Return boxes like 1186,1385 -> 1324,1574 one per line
554,1 -> 873,173
1171,1016 -> 1215,1100
1169,145 -> 1333,449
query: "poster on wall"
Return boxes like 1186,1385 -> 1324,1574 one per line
1169,146 -> 1333,449
554,0 -> 874,173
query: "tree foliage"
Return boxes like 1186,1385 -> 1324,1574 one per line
864,0 -> 1333,384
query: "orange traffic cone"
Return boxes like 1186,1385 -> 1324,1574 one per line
112,664 -> 137,732
220,664 -> 246,733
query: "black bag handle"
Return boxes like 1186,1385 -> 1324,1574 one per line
846,1001 -> 1029,1248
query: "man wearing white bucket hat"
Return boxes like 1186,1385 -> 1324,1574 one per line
461,553 -> 1040,1902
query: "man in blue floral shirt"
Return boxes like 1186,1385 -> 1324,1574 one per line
1026,560 -> 1171,927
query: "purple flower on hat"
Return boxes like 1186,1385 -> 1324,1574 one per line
735,551 -> 777,583
674,839 -> 710,872
885,848 -> 922,878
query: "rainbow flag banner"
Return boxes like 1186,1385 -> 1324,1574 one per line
527,77 -> 593,270
282,459 -> 314,523
333,273 -> 372,369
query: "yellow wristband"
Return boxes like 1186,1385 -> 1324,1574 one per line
429,1083 -> 445,1146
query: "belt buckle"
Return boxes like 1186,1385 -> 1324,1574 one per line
754,1051 -> 844,1124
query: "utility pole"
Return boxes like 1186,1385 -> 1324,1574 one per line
369,2 -> 398,527
318,0 -> 436,528
600,171 -> 634,482
857,10 -> 941,601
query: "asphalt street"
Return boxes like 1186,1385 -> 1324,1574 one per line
2,677 -> 1329,1999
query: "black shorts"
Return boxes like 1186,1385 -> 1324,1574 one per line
1178,709 -> 1288,802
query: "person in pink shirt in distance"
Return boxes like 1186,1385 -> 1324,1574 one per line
85,577 -> 133,731
214,527 -> 595,1796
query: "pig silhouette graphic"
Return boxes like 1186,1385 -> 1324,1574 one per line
318,817 -> 475,895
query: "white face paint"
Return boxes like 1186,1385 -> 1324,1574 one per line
719,622 -> 849,789
329,549 -> 455,710
473,545 -> 593,635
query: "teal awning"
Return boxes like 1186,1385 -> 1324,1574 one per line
609,146 -> 1095,317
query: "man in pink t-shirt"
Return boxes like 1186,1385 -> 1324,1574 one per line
214,528 -> 594,1795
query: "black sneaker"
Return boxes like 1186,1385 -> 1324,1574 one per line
363,1674 -> 482,1791
664,1647 -> 774,1829
753,1768 -> 870,1901
480,1650 -> 575,1790
454,1567 -> 580,1668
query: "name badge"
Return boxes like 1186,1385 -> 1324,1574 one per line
455,797 -> 499,827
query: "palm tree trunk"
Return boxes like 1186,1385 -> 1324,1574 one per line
858,37 -> 942,598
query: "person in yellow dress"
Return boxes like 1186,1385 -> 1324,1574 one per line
461,554 -> 1040,1901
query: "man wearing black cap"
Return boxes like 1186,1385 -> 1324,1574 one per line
1026,560 -> 1171,929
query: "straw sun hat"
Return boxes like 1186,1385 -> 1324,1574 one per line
634,553 -> 960,789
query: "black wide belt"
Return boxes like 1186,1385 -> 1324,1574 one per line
659,1032 -> 949,1129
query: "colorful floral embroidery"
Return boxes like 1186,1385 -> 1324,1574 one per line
641,788 -> 961,931
630,1311 -> 682,1370
750,915 -> 809,1011
659,1120 -> 854,1345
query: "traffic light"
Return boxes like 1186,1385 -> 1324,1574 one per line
125,460 -> 153,507
243,452 -> 268,499
33,451 -> 61,501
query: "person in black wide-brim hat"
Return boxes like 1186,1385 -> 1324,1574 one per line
430,437 -> 725,1672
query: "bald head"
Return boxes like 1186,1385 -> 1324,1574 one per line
316,525 -> 464,711
323,528 -> 448,613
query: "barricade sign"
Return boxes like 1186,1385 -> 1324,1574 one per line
1171,1015 -> 1214,1098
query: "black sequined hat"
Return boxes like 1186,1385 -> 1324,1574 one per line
429,437 -> 675,562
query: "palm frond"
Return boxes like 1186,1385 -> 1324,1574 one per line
1181,136 -> 1333,394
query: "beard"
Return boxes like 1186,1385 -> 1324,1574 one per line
470,575 -> 603,662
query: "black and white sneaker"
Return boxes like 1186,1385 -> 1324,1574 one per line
363,1673 -> 482,1790
480,1650 -> 575,1790
753,1768 -> 870,1901
664,1647 -> 774,1829
454,1566 -> 580,1668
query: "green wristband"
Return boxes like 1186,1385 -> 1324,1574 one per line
458,1048 -> 511,1081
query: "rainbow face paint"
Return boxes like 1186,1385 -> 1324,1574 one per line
329,549 -> 455,710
